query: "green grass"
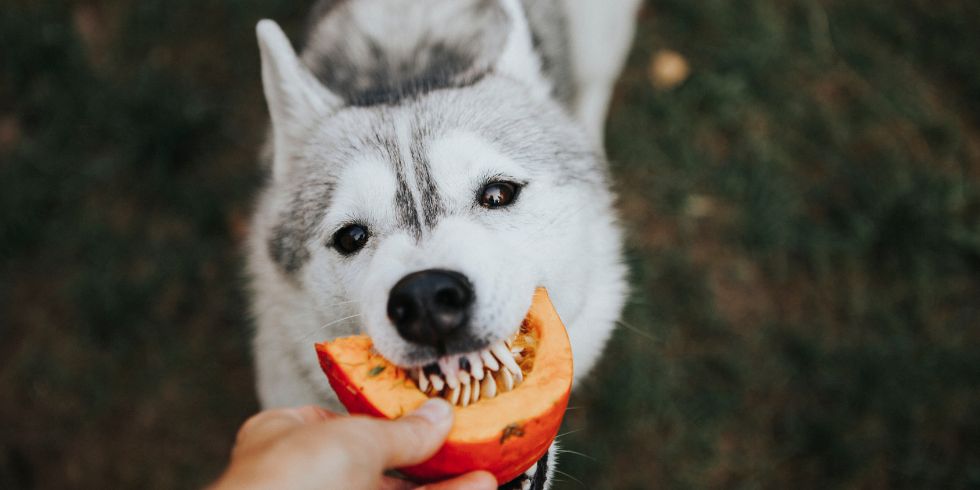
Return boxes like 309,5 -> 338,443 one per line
2,1 -> 979,488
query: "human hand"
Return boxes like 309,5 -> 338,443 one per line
210,399 -> 496,490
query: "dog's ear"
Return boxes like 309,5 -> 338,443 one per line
493,0 -> 551,99
257,20 -> 342,181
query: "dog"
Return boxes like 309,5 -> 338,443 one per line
247,0 -> 640,487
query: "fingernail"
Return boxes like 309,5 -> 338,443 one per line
412,398 -> 452,424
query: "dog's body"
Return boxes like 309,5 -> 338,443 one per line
248,0 -> 639,486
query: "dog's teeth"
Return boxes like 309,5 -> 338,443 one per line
492,342 -> 522,377
467,354 -> 484,380
501,367 -> 514,392
480,350 -> 500,371
430,374 -> 445,392
460,380 -> 471,407
481,372 -> 497,399
490,342 -> 509,361
439,358 -> 459,390
470,376 -> 480,404
419,343 -> 524,401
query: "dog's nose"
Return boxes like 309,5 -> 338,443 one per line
387,269 -> 474,347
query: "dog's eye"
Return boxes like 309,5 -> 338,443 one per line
332,224 -> 369,255
479,182 -> 520,209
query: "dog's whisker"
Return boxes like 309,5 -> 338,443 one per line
616,319 -> 660,343
555,449 -> 596,461
297,313 -> 362,341
320,299 -> 361,309
552,468 -> 586,489
316,313 -> 362,331
555,428 -> 585,439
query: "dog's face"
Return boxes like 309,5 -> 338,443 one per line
280,88 -> 600,367
255,6 -> 605,373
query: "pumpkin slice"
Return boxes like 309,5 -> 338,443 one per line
315,288 -> 572,484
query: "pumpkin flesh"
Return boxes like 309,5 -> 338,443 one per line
315,288 -> 572,483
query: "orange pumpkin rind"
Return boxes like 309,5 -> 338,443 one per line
315,288 -> 572,483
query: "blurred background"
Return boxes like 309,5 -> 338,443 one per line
2,0 -> 979,488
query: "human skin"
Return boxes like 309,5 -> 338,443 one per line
210,399 -> 496,490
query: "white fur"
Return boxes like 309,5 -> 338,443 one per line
562,0 -> 643,144
256,20 -> 341,181
494,0 -> 552,100
248,0 -> 639,485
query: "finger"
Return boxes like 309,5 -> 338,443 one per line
290,405 -> 339,423
340,398 -> 454,468
234,406 -> 336,451
236,409 -> 302,446
417,471 -> 497,490
377,476 -> 417,490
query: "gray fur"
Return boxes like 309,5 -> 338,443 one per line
387,124 -> 424,240
410,122 -> 446,229
302,0 -> 575,110
303,0 -> 508,105
264,77 -> 601,276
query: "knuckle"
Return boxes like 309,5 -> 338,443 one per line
236,411 -> 271,442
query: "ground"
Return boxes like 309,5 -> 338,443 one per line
1,1 -> 978,488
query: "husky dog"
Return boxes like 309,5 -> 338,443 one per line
248,0 -> 640,487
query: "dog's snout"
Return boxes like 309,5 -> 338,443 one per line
387,269 -> 473,347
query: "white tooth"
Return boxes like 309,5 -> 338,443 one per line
459,369 -> 470,386
460,381 -> 471,407
492,342 -> 521,376
439,358 -> 459,389
418,369 -> 429,392
480,350 -> 500,371
467,354 -> 484,380
481,372 -> 496,399
470,377 -> 480,403
513,366 -> 523,384
430,374 -> 445,392
448,385 -> 460,405
501,367 -> 514,392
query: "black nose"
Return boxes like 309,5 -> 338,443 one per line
387,269 -> 474,347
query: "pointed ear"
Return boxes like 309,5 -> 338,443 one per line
256,19 -> 342,180
494,0 -> 551,99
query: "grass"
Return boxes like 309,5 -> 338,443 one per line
2,0 -> 979,488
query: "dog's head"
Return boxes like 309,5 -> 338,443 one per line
254,0 -> 610,371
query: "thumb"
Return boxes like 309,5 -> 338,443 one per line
350,398 -> 455,468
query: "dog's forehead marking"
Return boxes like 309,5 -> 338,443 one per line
411,119 -> 445,230
384,111 -> 448,241
381,114 -> 424,241
379,110 -> 448,240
